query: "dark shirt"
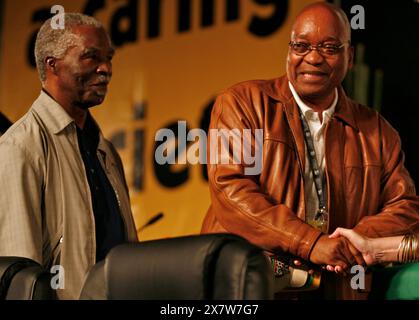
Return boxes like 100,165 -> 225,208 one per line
0,111 -> 12,134
76,114 -> 126,262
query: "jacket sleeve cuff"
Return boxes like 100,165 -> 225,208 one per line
290,223 -> 323,261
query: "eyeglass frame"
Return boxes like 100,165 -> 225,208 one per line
288,41 -> 350,56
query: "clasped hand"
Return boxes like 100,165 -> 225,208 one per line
308,229 -> 371,275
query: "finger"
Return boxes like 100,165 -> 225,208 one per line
293,260 -> 302,266
335,265 -> 348,277
333,260 -> 348,272
353,253 -> 366,267
342,239 -> 365,267
339,239 -> 358,269
328,228 -> 343,239
329,227 -> 351,239
323,238 -> 350,270
326,265 -> 335,272
333,248 -> 351,271
321,238 -> 352,273
347,242 -> 366,267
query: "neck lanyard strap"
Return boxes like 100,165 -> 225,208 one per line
298,110 -> 328,222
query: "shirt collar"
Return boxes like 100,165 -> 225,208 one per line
32,90 -> 75,134
288,81 -> 338,122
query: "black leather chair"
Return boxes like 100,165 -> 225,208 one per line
80,233 -> 274,300
0,256 -> 54,300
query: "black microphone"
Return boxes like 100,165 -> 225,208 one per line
137,212 -> 164,232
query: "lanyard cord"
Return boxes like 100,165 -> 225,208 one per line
298,110 -> 328,223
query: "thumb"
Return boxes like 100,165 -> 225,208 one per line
329,227 -> 349,239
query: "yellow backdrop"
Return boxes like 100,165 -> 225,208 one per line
0,0 -> 316,241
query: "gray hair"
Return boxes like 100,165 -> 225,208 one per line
34,13 -> 104,83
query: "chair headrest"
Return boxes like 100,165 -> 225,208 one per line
105,234 -> 243,299
80,233 -> 274,300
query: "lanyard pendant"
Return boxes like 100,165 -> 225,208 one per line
313,207 -> 328,233
315,207 -> 327,221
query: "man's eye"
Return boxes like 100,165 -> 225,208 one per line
323,45 -> 338,54
84,54 -> 98,60
294,43 -> 308,51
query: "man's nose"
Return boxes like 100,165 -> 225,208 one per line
304,48 -> 325,65
97,60 -> 112,76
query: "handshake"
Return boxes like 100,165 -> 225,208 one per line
308,228 -> 371,275
271,227 -> 416,291
310,228 -> 415,275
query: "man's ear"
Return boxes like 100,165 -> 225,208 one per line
45,57 -> 57,74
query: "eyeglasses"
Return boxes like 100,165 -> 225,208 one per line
289,41 -> 346,56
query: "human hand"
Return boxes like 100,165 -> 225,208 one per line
324,237 -> 366,273
329,228 -> 375,266
325,243 -> 366,274
309,235 -> 359,273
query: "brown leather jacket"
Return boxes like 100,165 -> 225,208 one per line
201,75 -> 419,299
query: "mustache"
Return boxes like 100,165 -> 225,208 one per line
94,75 -> 111,84
79,74 -> 111,86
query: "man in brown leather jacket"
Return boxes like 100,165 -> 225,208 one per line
201,2 -> 419,299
